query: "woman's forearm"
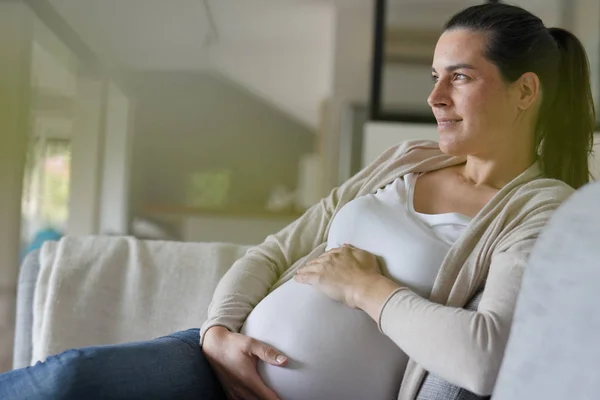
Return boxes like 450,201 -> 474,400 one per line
365,252 -> 525,396
354,275 -> 402,321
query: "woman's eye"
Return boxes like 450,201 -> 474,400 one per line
431,75 -> 439,84
455,73 -> 469,81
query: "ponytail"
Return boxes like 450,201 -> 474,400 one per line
537,28 -> 595,188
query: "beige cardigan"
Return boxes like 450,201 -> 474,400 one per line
200,140 -> 573,399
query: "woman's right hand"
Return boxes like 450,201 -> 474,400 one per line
202,326 -> 288,400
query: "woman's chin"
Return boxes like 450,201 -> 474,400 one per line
437,137 -> 460,155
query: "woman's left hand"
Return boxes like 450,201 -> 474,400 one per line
293,244 -> 383,309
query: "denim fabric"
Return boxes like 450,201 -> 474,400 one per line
0,329 -> 226,400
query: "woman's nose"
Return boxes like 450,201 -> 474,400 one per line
427,82 -> 450,108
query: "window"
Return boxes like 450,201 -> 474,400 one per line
21,137 -> 71,244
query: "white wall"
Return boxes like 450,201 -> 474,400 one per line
0,1 -> 32,287
31,41 -> 78,98
510,0 -> 565,27
67,76 -> 106,236
210,43 -> 332,131
0,0 -> 33,372
331,4 -> 374,103
208,2 -> 336,130
316,3 -> 375,190
569,0 -> 600,117
48,0 -> 336,131
98,83 -> 133,235
129,72 -> 315,216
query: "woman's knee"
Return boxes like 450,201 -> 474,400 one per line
25,349 -> 90,399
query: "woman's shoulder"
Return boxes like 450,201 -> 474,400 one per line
516,177 -> 575,203
381,139 -> 442,160
507,177 -> 576,220
365,139 -> 445,171
489,179 -> 576,252
352,139 -> 463,196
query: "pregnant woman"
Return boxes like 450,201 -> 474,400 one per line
0,3 -> 595,400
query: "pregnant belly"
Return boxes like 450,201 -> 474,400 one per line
240,279 -> 408,400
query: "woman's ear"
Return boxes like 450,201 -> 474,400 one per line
514,72 -> 541,111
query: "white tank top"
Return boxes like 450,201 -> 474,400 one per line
241,174 -> 470,400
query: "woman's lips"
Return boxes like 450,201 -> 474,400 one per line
437,119 -> 462,127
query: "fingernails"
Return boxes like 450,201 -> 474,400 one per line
276,355 -> 287,364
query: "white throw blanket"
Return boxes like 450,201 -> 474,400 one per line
31,236 -> 250,364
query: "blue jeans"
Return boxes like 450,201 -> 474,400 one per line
0,329 -> 227,400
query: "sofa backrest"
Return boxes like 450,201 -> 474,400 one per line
494,180 -> 600,399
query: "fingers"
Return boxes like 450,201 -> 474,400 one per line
222,364 -> 279,400
250,340 -> 288,367
228,383 -> 267,400
208,333 -> 284,400
227,385 -> 262,400
245,343 -> 284,400
296,262 -> 319,274
222,360 -> 281,400
245,372 -> 281,400
294,272 -> 318,284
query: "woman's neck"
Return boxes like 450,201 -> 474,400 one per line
460,150 -> 535,190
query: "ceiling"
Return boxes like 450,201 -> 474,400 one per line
45,0 -> 561,72
47,0 -> 335,71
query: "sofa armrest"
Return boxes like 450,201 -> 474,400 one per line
13,249 -> 41,369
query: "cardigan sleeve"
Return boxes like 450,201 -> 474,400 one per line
377,185 -> 572,396
378,246 -> 527,396
199,188 -> 340,342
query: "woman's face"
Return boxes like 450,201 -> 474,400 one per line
428,28 -> 522,157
